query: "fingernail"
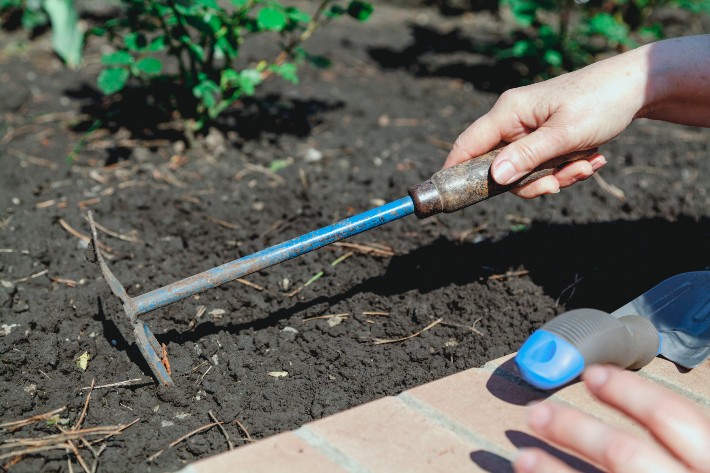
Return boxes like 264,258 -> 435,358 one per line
515,449 -> 539,473
492,159 -> 517,185
585,365 -> 610,389
590,155 -> 607,171
528,403 -> 552,430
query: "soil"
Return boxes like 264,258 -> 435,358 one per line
1,3 -> 709,472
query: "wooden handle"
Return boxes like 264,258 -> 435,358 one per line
408,148 -> 599,218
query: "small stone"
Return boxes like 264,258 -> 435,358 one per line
161,420 -> 174,428
281,278 -> 290,291
268,371 -> 288,378
11,197 -> 20,205
1,324 -> 19,336
370,198 -> 386,207
282,326 -> 298,334
304,148 -> 323,163
211,354 -> 219,366
208,308 -> 226,317
252,202 -> 265,211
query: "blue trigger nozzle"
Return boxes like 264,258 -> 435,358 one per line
515,330 -> 586,390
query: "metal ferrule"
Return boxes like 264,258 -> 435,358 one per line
408,180 -> 443,219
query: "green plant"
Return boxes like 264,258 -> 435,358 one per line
498,0 -> 710,79
92,0 -> 373,131
0,0 -> 82,67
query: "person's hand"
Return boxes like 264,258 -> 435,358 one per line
443,49 -> 650,198
444,35 -> 710,199
514,364 -> 710,473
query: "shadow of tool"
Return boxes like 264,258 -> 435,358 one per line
157,215 -> 710,346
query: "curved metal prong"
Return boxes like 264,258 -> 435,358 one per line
133,321 -> 174,386
86,211 -> 131,305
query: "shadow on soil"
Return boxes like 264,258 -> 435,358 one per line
64,82 -> 343,154
368,24 -> 545,93
157,215 -> 709,345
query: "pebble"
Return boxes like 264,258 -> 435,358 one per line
304,148 -> 323,163
161,420 -> 174,428
282,326 -> 298,334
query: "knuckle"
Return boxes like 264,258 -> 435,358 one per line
513,140 -> 540,170
603,433 -> 642,470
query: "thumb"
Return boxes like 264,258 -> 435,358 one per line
491,127 -> 572,185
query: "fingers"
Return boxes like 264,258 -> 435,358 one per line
583,365 -> 710,472
514,448 -> 579,473
443,113 -> 502,168
491,126 -> 574,185
509,154 -> 607,198
525,401 -> 688,473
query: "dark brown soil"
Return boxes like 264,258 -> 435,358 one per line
1,3 -> 709,472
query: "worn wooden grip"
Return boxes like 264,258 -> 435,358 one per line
408,147 -> 599,218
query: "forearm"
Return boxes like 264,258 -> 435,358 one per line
636,35 -> 710,127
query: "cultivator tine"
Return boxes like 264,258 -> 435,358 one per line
86,212 -> 132,311
86,211 -> 174,386
134,321 -> 173,386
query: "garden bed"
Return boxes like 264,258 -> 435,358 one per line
1,3 -> 709,472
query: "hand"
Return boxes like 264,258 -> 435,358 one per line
444,35 -> 710,199
514,365 -> 710,473
443,48 -> 649,198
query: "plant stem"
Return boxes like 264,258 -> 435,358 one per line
260,0 -> 332,80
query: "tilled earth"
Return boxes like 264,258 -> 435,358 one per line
1,3 -> 709,472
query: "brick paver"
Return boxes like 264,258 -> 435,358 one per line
183,355 -> 710,473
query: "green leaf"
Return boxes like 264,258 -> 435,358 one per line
21,8 -> 48,31
136,57 -> 162,75
268,62 -> 298,84
238,68 -> 262,95
585,13 -> 632,46
43,0 -> 83,67
543,49 -> 562,67
347,1 -> 374,21
269,159 -> 290,172
195,0 -> 219,8
220,68 -> 240,89
257,7 -> 287,31
97,68 -> 129,95
193,79 -> 221,109
325,5 -> 345,19
147,35 -> 167,52
306,54 -> 332,68
285,7 -> 311,24
101,50 -> 134,66
511,39 -> 534,57
230,0 -> 249,7
124,32 -> 147,51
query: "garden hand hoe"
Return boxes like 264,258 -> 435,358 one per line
87,147 -> 598,386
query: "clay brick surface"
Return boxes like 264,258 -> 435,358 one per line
183,432 -> 344,473
303,396 -> 503,472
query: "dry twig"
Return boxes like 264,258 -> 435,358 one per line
91,220 -> 142,244
487,270 -> 529,281
146,421 -> 223,462
301,313 -> 349,323
236,278 -> 264,291
80,379 -> 144,391
58,218 -> 113,253
208,411 -> 234,451
331,241 -> 395,257
372,318 -> 443,345
233,417 -> 253,443
592,173 -> 625,201
0,407 -> 66,432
